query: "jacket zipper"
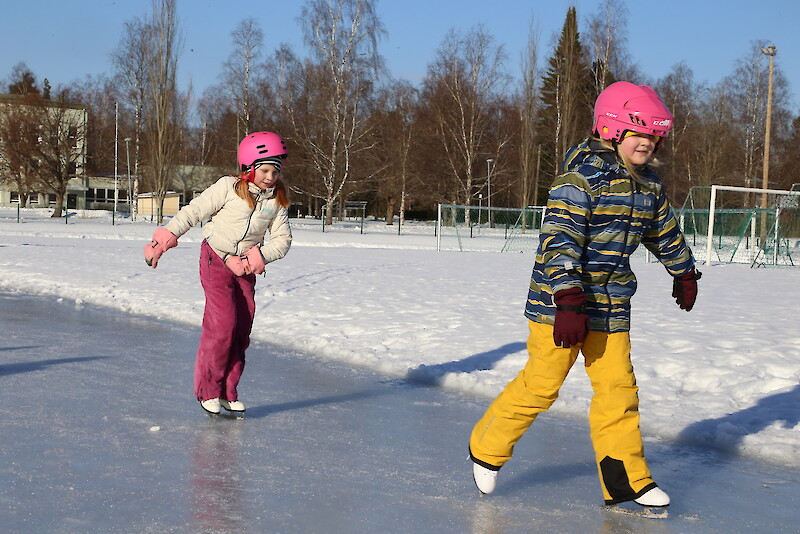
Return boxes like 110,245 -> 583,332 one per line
600,176 -> 635,331
233,190 -> 264,256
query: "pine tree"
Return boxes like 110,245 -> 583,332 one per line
537,7 -> 593,183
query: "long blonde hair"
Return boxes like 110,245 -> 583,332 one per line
597,137 -> 658,183
234,169 -> 290,209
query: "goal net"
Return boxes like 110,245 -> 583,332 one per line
436,204 -> 544,253
677,185 -> 800,267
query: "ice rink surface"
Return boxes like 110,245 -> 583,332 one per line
1,292 -> 797,533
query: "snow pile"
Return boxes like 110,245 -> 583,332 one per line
1,208 -> 798,466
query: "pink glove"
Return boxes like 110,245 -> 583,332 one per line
144,227 -> 178,268
243,245 -> 265,275
225,255 -> 246,276
224,246 -> 265,276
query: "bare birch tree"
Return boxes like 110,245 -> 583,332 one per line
369,80 -> 418,224
112,18 -> 154,220
656,62 -> 701,202
519,16 -> 540,208
584,0 -> 640,93
722,43 -> 791,201
142,0 -> 188,222
692,84 -> 743,189
423,25 -> 509,213
730,45 -> 768,199
281,0 -> 385,224
222,18 -> 264,139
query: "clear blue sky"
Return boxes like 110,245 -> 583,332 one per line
1,0 -> 796,111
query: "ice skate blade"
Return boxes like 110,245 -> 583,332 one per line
605,504 -> 669,519
204,411 -> 244,420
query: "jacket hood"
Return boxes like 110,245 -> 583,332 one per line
563,138 -> 618,175
564,137 -> 659,187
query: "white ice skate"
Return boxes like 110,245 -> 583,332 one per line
472,462 -> 499,495
220,399 -> 246,414
607,487 -> 670,519
634,487 -> 670,507
200,398 -> 221,415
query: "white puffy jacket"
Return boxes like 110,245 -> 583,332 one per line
164,176 -> 292,264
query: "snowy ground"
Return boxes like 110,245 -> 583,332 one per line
1,208 -> 799,531
2,291 -> 798,533
1,208 -> 798,468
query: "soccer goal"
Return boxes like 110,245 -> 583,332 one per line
677,185 -> 800,267
436,204 -> 544,253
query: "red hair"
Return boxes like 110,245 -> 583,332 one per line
235,170 -> 289,209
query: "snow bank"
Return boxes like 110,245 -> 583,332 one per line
1,208 -> 798,466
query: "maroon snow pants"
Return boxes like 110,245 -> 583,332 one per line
194,241 -> 256,403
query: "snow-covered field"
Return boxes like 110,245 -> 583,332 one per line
1,207 -> 799,467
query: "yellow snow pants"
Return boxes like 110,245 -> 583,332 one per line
469,320 -> 656,504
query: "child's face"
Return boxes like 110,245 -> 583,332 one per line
617,131 -> 659,166
252,163 -> 281,190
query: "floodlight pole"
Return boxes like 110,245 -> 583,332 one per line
124,137 -> 133,221
760,44 -> 777,245
486,159 -> 494,228
113,102 -> 119,225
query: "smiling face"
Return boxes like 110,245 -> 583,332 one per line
617,131 -> 660,166
251,163 -> 281,190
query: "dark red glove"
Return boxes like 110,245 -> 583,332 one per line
553,287 -> 589,348
672,269 -> 702,311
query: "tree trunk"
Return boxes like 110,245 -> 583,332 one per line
385,196 -> 395,225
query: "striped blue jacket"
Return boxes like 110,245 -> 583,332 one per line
525,138 -> 695,333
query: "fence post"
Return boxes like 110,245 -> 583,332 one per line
436,204 -> 442,252
774,207 -> 780,265
705,185 -> 718,265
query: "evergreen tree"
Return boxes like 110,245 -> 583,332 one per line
537,7 -> 593,183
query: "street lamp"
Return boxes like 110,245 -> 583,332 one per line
124,137 -> 132,220
760,44 -> 777,245
113,102 -> 119,225
486,158 -> 494,227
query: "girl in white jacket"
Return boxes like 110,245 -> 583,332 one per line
143,131 -> 292,416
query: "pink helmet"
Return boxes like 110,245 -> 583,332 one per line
593,81 -> 673,142
237,131 -> 288,172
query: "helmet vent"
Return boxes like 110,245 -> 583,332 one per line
628,114 -> 647,127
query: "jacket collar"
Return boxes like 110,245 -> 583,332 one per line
247,181 -> 275,200
573,137 -> 658,185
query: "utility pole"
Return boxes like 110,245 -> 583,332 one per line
760,44 -> 777,246
486,158 -> 494,228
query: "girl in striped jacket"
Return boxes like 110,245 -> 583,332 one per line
143,131 -> 292,417
469,82 -> 700,511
